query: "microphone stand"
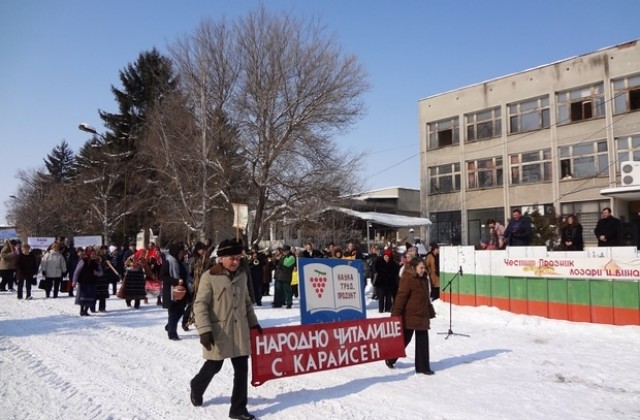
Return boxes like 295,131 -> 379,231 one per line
437,266 -> 470,339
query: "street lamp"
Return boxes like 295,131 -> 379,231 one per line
78,123 -> 98,135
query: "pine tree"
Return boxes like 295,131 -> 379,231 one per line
99,48 -> 178,153
86,48 -> 179,244
43,140 -> 77,183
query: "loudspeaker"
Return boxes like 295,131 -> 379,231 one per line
620,222 -> 640,248
620,161 -> 640,186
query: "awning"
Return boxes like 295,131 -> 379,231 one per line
323,206 -> 431,227
600,185 -> 640,201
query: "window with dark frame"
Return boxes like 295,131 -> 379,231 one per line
557,83 -> 604,124
509,149 -> 552,185
427,117 -> 459,150
466,107 -> 501,142
613,74 -> 640,114
508,96 -> 550,134
428,162 -> 461,194
558,140 -> 608,180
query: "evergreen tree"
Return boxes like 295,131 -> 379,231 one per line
99,48 -> 178,153
43,140 -> 77,183
86,48 -> 179,244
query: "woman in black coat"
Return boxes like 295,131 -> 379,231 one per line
73,248 -> 103,316
374,249 -> 400,313
560,214 -> 584,251
15,243 -> 39,300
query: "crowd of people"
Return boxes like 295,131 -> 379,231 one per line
1,234 -> 442,419
478,207 -> 630,250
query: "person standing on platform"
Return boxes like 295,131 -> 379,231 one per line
560,214 -> 584,251
594,207 -> 621,247
504,209 -> 532,247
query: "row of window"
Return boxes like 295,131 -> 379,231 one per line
428,135 -> 640,194
427,74 -> 640,149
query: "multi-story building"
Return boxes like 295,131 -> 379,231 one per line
419,40 -> 640,247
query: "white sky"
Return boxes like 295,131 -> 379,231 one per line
1,283 -> 638,419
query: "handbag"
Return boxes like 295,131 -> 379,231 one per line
38,279 -> 49,290
116,281 -> 125,299
171,281 -> 186,301
116,272 -> 126,299
60,279 -> 70,293
31,277 -> 37,286
428,301 -> 436,319
145,279 -> 162,297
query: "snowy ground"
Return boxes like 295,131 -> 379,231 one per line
1,284 -> 639,420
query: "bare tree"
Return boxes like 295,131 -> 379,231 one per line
158,9 -> 368,246
7,169 -> 59,237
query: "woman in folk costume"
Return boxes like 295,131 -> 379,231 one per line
121,254 -> 148,309
134,242 -> 163,306
95,246 -> 111,313
73,247 -> 103,316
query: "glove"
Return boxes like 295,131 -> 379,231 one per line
42,271 -> 46,278
199,332 -> 214,351
251,324 -> 263,335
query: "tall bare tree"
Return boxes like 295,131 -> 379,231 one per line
160,8 -> 369,245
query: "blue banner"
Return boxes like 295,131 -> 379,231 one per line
298,258 -> 366,325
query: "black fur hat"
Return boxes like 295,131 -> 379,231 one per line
217,238 -> 244,257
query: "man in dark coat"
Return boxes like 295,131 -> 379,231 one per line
374,249 -> 399,313
248,245 -> 266,306
594,207 -> 621,247
161,243 -> 189,340
504,209 -> 532,246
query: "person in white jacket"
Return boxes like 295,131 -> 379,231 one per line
40,243 -> 67,298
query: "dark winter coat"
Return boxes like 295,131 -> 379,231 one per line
391,268 -> 431,331
561,223 -> 584,250
194,263 -> 259,360
504,217 -> 532,246
161,245 -> 189,310
122,267 -> 147,299
249,253 -> 266,285
73,257 -> 102,306
274,254 -> 296,283
374,257 -> 400,292
594,216 -> 621,247
16,251 -> 38,282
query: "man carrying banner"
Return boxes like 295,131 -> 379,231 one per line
190,238 -> 263,420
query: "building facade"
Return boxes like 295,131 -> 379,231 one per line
419,40 -> 640,247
